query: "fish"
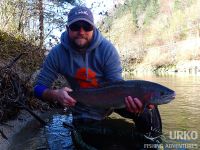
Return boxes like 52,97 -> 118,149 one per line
69,80 -> 175,109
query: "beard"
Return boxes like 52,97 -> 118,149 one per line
70,36 -> 91,50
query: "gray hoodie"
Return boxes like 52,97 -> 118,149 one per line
36,28 -> 123,120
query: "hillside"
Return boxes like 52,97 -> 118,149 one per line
100,0 -> 200,74
0,30 -> 46,82
0,30 -> 48,122
0,31 -> 44,75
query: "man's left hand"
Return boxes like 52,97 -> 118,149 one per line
125,96 -> 155,113
125,96 -> 143,113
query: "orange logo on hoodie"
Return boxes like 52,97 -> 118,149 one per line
75,68 -> 99,88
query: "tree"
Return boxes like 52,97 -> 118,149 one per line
36,0 -> 84,48
38,0 -> 44,48
0,0 -> 29,34
0,0 -> 84,48
131,0 -> 159,28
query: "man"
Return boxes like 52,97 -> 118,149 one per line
34,6 -> 162,138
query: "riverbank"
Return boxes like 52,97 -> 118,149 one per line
124,60 -> 200,76
0,110 -> 48,150
0,108 -> 68,150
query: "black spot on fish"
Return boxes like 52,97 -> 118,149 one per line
160,91 -> 165,96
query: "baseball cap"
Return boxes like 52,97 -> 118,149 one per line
67,6 -> 95,27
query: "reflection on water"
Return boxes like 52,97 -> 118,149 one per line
45,114 -> 74,150
125,73 -> 200,148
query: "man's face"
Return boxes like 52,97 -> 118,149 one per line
68,21 -> 94,50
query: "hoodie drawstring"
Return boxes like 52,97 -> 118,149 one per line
85,52 -> 89,80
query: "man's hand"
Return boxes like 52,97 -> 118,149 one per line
125,96 -> 143,113
43,87 -> 76,107
54,87 -> 76,107
125,96 -> 155,113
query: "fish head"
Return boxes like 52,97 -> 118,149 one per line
141,81 -> 176,105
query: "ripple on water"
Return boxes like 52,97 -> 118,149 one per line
45,113 -> 75,150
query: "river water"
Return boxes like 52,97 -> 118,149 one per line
126,73 -> 200,149
9,74 -> 200,150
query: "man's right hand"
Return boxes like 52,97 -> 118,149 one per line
43,87 -> 76,107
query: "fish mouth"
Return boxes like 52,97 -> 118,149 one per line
171,92 -> 176,99
166,92 -> 176,99
160,93 -> 176,104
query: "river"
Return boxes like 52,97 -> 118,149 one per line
125,73 -> 200,149
9,74 -> 200,150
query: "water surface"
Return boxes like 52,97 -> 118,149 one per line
125,73 -> 200,149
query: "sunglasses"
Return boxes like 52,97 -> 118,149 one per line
69,21 -> 94,32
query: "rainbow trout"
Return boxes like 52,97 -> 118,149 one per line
69,80 -> 175,109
